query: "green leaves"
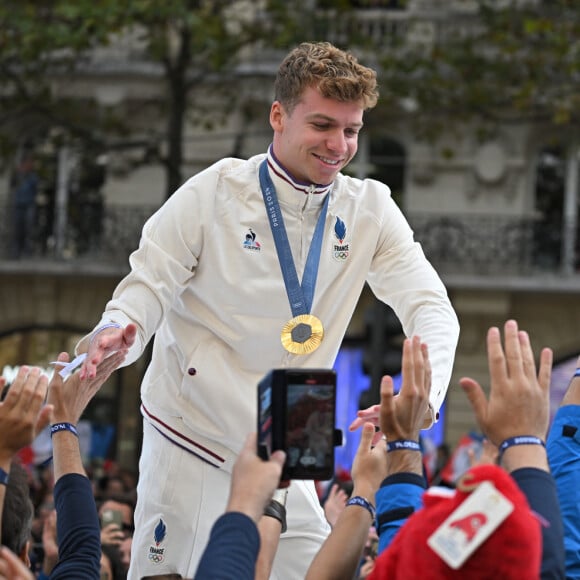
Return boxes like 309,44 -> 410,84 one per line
375,0 -> 580,131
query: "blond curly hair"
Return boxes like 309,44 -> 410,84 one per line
274,42 -> 379,113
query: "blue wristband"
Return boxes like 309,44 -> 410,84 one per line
50,422 -> 79,438
346,496 -> 376,521
0,466 -> 9,486
498,435 -> 545,461
387,439 -> 421,452
574,368 -> 580,378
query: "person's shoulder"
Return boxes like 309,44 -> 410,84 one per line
209,153 -> 264,170
167,154 -> 265,209
332,173 -> 409,232
195,154 -> 265,182
216,154 -> 266,193
195,156 -> 251,175
334,173 -> 393,202
175,156 -> 256,192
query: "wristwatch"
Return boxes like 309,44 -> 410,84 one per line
264,488 -> 288,533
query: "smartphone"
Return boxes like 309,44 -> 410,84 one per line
258,368 -> 337,480
100,508 -> 123,529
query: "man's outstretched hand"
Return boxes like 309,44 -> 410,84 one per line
79,323 -> 136,380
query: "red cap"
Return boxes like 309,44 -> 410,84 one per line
369,464 -> 542,579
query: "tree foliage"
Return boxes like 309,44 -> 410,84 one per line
0,1 -> 135,165
0,0 -> 577,194
375,0 -> 580,136
0,0 -> 316,195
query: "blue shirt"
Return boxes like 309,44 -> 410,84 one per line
548,405 -> 580,579
49,473 -> 101,579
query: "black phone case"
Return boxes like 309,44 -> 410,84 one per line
258,368 -> 337,480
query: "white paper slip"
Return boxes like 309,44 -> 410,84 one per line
49,353 -> 88,379
427,480 -> 514,569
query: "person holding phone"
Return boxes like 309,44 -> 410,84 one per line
99,508 -> 125,549
77,41 -> 459,579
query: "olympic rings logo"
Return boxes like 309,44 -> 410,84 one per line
148,553 -> 165,564
333,251 -> 349,260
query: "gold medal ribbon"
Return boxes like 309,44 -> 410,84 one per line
259,158 -> 328,355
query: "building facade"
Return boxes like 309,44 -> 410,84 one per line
0,0 -> 578,470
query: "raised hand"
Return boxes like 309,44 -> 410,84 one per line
379,336 -> 431,443
323,483 -> 348,527
0,367 -> 51,462
101,522 -> 125,547
0,546 -> 34,580
351,421 -> 388,499
227,432 -> 286,524
459,319 -> 552,446
349,337 -> 432,442
50,350 -> 127,425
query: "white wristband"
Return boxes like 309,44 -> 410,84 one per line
90,322 -> 122,344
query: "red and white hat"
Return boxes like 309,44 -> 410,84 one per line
369,464 -> 542,579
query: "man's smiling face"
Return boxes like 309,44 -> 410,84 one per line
270,86 -> 364,185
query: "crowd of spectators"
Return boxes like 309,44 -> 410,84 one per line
1,319 -> 578,579
23,460 -> 137,580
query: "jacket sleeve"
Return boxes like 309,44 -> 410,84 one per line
74,170 -> 213,366
50,473 -> 101,580
547,404 -> 580,579
193,512 -> 260,580
366,187 -> 459,421
511,467 -> 565,580
375,472 -> 426,555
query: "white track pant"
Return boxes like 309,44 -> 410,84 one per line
128,419 -> 331,579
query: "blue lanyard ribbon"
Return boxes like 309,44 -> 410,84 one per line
259,160 -> 329,317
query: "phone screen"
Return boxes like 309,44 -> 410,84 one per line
257,369 -> 336,480
285,379 -> 335,480
258,382 -> 273,460
100,509 -> 123,529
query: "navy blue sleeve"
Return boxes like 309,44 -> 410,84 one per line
50,473 -> 101,580
375,473 -> 426,555
194,512 -> 260,580
511,467 -> 565,580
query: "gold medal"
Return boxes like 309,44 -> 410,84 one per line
281,314 -> 324,355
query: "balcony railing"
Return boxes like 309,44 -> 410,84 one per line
0,201 -> 578,279
79,7 -> 489,76
314,8 -> 485,49
0,201 -> 157,270
408,214 -> 579,277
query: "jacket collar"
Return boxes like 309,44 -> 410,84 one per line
266,145 -> 333,210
